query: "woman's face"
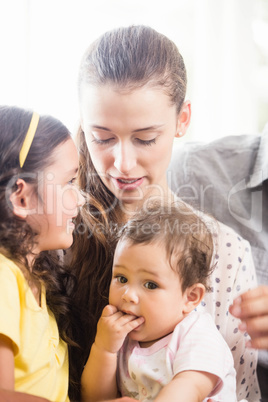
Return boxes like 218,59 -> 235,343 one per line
80,84 -> 189,211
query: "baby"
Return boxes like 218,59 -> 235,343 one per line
82,202 -> 236,401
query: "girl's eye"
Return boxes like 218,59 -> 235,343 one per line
116,275 -> 127,284
136,138 -> 156,146
144,282 -> 158,290
68,177 -> 77,185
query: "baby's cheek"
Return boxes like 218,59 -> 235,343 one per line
109,285 -> 119,306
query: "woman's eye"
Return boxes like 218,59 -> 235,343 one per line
116,276 -> 127,284
144,282 -> 158,290
92,138 -> 113,145
136,138 -> 156,146
91,132 -> 114,145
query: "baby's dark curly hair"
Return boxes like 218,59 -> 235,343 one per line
117,201 -> 217,293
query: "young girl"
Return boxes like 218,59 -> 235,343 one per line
81,202 -> 237,402
0,105 -> 85,401
70,25 -> 260,401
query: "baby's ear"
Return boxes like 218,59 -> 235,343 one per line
9,179 -> 36,219
182,283 -> 205,314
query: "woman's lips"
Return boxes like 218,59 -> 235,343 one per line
111,176 -> 144,190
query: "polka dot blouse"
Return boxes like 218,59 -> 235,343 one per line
194,212 -> 260,401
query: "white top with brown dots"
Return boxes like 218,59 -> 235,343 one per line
191,208 -> 260,401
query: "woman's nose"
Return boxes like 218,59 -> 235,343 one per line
113,142 -> 137,174
122,287 -> 139,304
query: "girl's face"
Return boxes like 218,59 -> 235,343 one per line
109,240 -> 188,347
80,85 -> 189,211
28,138 -> 85,252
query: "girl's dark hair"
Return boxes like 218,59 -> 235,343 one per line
118,202 -> 216,293
69,25 -> 188,399
0,105 -> 79,392
69,127 -> 120,399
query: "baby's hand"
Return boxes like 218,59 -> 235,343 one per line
95,305 -> 144,354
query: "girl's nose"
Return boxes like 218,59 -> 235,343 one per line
114,142 -> 137,174
122,287 -> 139,304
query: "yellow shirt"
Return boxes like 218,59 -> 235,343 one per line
0,253 -> 69,402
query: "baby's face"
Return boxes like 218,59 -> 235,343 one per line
109,240 -> 188,347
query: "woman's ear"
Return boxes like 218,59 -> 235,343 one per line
9,179 -> 36,219
175,100 -> 191,138
182,283 -> 206,314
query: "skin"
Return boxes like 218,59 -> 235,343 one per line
81,241 -> 216,402
80,84 -> 191,215
229,285 -> 268,349
28,138 -> 85,252
0,389 -> 133,402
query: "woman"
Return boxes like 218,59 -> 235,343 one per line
69,25 -> 260,401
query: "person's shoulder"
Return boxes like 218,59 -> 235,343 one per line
172,312 -> 228,346
0,253 -> 22,278
173,311 -> 214,331
169,133 -> 261,186
172,133 -> 261,160
202,212 -> 250,246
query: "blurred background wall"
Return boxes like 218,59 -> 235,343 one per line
0,0 -> 267,141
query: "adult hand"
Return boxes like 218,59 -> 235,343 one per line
229,285 -> 268,349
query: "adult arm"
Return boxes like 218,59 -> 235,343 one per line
230,285 -> 268,349
154,371 -> 218,402
81,305 -> 144,402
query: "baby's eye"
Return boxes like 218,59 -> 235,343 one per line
116,276 -> 127,284
144,282 -> 158,290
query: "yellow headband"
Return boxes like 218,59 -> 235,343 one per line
19,112 -> 40,168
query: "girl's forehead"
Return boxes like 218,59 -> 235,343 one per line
44,139 -> 78,179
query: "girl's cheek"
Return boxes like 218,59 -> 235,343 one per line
61,189 -> 79,214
